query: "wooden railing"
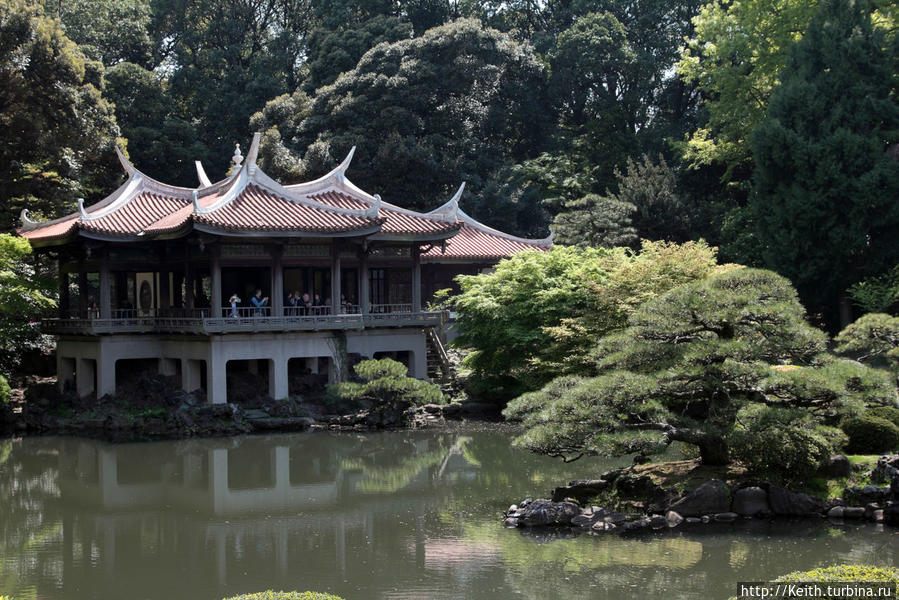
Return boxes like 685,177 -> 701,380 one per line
43,307 -> 446,335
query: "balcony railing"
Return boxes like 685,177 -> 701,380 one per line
43,306 -> 445,335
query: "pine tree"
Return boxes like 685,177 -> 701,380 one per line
751,0 -> 899,327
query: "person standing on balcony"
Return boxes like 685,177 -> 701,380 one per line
251,289 -> 268,316
228,293 -> 241,318
300,292 -> 312,315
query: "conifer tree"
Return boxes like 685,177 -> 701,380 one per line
751,0 -> 899,326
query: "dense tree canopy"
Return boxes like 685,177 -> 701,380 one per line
751,0 -> 899,325
0,0 -> 121,230
451,241 -> 725,399
504,269 -> 896,469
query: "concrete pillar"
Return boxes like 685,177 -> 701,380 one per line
97,354 -> 116,398
269,358 -> 288,400
359,250 -> 370,314
207,350 -> 227,404
412,245 -> 422,313
182,359 -> 203,393
410,350 -> 427,380
210,248 -> 222,318
331,243 -> 341,312
159,357 -> 178,377
58,356 -> 75,392
76,358 -> 96,398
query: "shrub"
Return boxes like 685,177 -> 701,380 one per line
0,375 -> 10,404
841,416 -> 899,454
774,564 -> 899,589
222,592 -> 344,600
868,406 -> 899,428
730,413 -> 834,482
328,358 -> 443,419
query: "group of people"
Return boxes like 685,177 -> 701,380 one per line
286,291 -> 326,315
228,289 -> 347,317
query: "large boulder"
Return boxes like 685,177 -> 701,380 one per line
826,455 -> 852,478
666,480 -> 731,517
763,483 -> 824,515
884,503 -> 899,527
517,499 -> 581,527
732,486 -> 770,517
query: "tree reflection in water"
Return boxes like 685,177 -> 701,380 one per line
0,429 -> 896,600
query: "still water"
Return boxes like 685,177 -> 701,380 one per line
1,425 -> 897,600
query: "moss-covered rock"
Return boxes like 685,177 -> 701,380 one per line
774,564 -> 899,586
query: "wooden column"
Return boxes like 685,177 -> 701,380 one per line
359,249 -> 370,314
184,246 -> 195,309
99,249 -> 111,319
77,258 -> 88,316
271,245 -> 283,317
411,245 -> 422,313
210,247 -> 222,317
330,242 -> 341,313
159,266 -> 171,311
58,263 -> 70,317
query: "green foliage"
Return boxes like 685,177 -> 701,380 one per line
275,19 -> 552,230
774,565 -> 899,590
0,375 -> 10,404
835,313 -> 899,371
453,241 -> 723,400
0,0 -> 121,229
729,405 -> 836,481
329,358 -> 443,417
222,592 -> 344,600
41,0 -> 154,66
841,415 -> 899,454
678,0 -> 819,176
505,269 -> 895,473
0,234 -> 55,375
868,406 -> 899,427
552,194 -> 637,249
751,0 -> 899,321
848,266 -> 899,315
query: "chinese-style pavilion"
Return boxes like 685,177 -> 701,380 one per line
18,133 -> 551,403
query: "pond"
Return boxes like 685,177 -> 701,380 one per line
1,425 -> 896,600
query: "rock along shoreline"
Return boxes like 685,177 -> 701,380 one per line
503,456 -> 899,534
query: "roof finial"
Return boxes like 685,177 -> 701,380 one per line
77,198 -> 87,220
246,132 -> 261,175
195,161 -> 212,188
367,194 -> 382,218
192,190 -> 199,213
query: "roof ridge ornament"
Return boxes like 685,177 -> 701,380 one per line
192,190 -> 199,213
195,161 -> 212,188
230,143 -> 243,175
115,145 -> 137,176
19,209 -> 38,231
246,132 -> 261,176
333,146 -> 356,184
77,198 -> 87,220
366,194 -> 381,218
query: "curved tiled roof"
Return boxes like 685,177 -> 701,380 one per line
195,185 -> 381,234
18,133 -> 551,260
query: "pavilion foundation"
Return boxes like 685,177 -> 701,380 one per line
56,328 -> 428,403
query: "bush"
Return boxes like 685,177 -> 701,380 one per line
222,592 -> 344,600
328,358 -> 443,419
868,406 -> 899,428
0,374 -> 10,404
774,565 -> 899,590
841,416 -> 899,454
730,415 -> 834,482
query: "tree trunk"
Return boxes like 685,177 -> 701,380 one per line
668,427 -> 730,466
839,292 -> 853,330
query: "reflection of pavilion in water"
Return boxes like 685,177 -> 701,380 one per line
55,433 -> 481,590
